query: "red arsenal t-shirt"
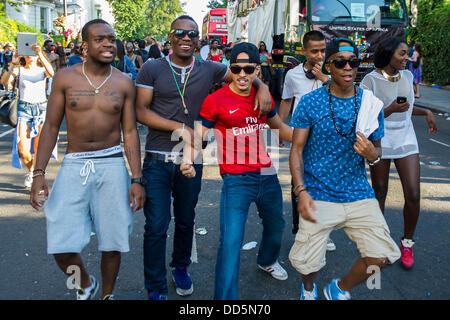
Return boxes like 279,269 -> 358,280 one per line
199,84 -> 276,175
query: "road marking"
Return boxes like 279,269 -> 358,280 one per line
430,138 -> 450,148
0,128 -> 14,138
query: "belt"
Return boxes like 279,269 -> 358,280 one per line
145,152 -> 183,163
19,100 -> 47,106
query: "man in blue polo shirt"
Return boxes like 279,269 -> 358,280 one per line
288,38 -> 400,300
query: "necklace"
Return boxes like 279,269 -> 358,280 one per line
327,85 -> 358,137
82,62 -> 112,94
380,69 -> 401,82
168,54 -> 195,116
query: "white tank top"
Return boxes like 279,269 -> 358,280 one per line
13,66 -> 47,104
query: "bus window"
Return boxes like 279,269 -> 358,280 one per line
309,0 -> 407,25
211,16 -> 224,22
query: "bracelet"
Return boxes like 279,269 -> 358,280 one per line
33,169 -> 46,175
295,188 -> 308,198
292,184 -> 305,195
368,156 -> 381,166
32,172 -> 45,178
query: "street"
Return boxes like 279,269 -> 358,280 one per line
0,109 -> 449,300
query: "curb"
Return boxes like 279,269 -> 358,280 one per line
414,101 -> 449,114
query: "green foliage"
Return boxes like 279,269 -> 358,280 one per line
0,15 -> 44,46
145,0 -> 184,40
106,0 -> 148,39
410,0 -> 450,85
0,0 -> 33,13
207,0 -> 228,9
107,0 -> 184,41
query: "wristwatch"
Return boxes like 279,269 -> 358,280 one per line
131,176 -> 147,186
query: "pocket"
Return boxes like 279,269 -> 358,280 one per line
289,233 -> 311,266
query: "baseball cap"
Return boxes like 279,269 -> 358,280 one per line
323,38 -> 359,74
230,42 -> 260,64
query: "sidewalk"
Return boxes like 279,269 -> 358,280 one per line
414,84 -> 450,114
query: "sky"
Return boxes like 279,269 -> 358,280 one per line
183,0 -> 210,28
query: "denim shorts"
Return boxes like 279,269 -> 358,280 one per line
17,100 -> 47,126
44,156 -> 134,254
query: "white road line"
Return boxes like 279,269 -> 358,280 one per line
430,138 -> 450,148
0,128 -> 15,138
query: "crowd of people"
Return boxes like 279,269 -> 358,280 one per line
0,14 -> 437,301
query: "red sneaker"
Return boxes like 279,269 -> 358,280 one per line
400,238 -> 415,269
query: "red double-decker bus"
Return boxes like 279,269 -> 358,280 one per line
202,8 -> 228,44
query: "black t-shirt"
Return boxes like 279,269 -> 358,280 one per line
136,56 -> 228,153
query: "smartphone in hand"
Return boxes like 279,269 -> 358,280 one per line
397,96 -> 407,104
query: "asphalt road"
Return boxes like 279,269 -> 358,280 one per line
0,111 -> 448,300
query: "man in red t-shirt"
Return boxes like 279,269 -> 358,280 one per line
194,42 -> 292,300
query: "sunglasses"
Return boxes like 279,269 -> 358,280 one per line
229,65 -> 257,75
328,58 -> 361,69
170,29 -> 200,39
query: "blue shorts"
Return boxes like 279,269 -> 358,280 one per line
44,156 -> 134,254
17,100 -> 47,125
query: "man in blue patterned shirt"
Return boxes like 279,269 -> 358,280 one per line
288,38 -> 400,300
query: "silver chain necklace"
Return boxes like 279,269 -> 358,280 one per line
82,62 -> 113,94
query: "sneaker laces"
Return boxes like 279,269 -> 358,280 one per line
80,160 -> 95,185
401,238 -> 415,248
303,288 -> 316,300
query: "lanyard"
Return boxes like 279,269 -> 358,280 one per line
168,54 -> 194,115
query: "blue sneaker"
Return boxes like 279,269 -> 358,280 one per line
323,279 -> 351,300
171,266 -> 194,296
300,283 -> 318,300
148,291 -> 167,300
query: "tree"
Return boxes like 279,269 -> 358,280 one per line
410,0 -> 449,85
106,0 -> 148,40
0,0 -> 33,14
207,0 -> 228,9
145,0 -> 184,40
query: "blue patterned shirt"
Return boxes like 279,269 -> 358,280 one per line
289,86 -> 384,203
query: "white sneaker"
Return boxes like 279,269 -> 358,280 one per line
258,260 -> 288,281
326,238 -> 336,251
76,275 -> 99,300
24,173 -> 33,189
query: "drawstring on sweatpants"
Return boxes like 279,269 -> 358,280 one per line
80,160 -> 95,185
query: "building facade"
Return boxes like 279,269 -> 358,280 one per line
6,0 -> 114,35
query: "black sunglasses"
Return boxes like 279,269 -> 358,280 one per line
229,65 -> 257,75
328,58 -> 361,69
170,29 -> 199,39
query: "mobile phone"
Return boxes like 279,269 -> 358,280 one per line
397,96 -> 407,104
17,32 -> 37,56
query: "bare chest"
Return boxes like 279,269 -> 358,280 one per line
66,83 -> 124,114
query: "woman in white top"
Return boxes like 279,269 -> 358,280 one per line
360,38 -> 436,270
1,44 -> 54,188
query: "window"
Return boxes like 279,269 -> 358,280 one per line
210,16 -> 224,22
309,0 -> 407,24
40,7 -> 48,33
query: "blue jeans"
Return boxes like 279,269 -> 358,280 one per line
142,158 -> 203,295
214,173 -> 285,300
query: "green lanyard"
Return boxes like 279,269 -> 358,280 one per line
168,54 -> 194,115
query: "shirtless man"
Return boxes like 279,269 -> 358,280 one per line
29,19 -> 145,300
43,39 -> 59,71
